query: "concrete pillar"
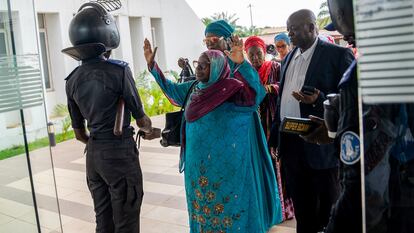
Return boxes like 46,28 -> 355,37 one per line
113,15 -> 135,74
130,16 -> 153,74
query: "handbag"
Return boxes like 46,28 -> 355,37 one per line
160,81 -> 198,147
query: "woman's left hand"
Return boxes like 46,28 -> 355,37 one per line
143,38 -> 158,68
224,35 -> 245,64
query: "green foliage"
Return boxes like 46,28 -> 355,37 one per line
52,104 -> 72,140
201,11 -> 261,37
234,26 -> 262,37
167,70 -> 180,82
61,117 -> 72,141
135,70 -> 179,117
317,0 -> 331,29
201,17 -> 212,26
135,70 -> 152,89
202,12 -> 239,27
0,131 -> 75,161
52,104 -> 69,117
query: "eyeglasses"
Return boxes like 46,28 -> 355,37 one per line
276,44 -> 287,49
203,36 -> 224,45
193,60 -> 210,70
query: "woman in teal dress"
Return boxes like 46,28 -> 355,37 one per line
144,38 -> 282,233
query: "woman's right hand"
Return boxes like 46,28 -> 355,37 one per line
143,38 -> 158,67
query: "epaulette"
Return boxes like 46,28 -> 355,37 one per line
107,59 -> 129,68
338,59 -> 357,88
64,66 -> 80,81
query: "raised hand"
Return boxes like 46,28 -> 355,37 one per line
224,35 -> 245,64
143,38 -> 158,67
177,57 -> 187,69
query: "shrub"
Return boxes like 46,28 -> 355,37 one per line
52,104 -> 72,140
135,70 -> 179,117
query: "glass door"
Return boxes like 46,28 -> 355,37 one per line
354,0 -> 414,232
0,0 -> 63,232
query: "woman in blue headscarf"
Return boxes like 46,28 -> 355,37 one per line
144,38 -> 282,233
274,32 -> 291,62
204,20 -> 234,51
204,20 -> 255,75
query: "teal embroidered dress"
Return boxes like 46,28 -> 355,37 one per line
150,51 -> 282,233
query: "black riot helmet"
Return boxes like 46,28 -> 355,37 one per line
62,2 -> 120,61
327,0 -> 355,38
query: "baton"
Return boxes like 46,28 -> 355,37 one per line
113,98 -> 125,136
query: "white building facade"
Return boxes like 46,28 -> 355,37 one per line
0,0 -> 206,149
36,0 -> 205,115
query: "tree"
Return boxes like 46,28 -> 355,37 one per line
234,26 -> 261,37
201,12 -> 239,27
201,11 -> 261,37
317,0 -> 331,29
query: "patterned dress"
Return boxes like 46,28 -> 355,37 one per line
150,56 -> 282,233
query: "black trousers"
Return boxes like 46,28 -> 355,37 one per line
86,136 -> 143,233
388,157 -> 414,233
325,163 -> 362,233
281,135 -> 339,233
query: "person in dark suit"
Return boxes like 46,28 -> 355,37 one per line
268,9 -> 354,233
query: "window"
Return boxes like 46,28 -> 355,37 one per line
0,32 -> 7,56
37,13 -> 53,90
0,14 -> 12,56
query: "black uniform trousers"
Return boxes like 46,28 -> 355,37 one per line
388,157 -> 414,233
325,163 -> 362,233
281,133 -> 339,233
86,135 -> 143,233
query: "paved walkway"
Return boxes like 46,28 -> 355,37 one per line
0,116 -> 295,233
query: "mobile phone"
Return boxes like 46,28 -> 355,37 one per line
301,85 -> 316,95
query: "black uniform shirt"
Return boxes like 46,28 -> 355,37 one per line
337,59 -> 358,137
65,57 -> 145,134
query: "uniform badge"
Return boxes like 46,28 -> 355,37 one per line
340,131 -> 361,165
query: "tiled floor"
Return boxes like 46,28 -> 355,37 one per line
0,116 -> 296,233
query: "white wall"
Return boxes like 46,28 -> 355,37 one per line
151,18 -> 167,70
130,17 -> 143,73
112,15 -> 135,73
43,13 -> 68,112
10,0 -> 37,55
159,0 -> 206,72
0,0 -> 205,149
126,0 -> 162,18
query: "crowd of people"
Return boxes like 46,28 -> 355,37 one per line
62,0 -> 413,232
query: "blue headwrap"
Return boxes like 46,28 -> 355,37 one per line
274,33 -> 290,45
205,20 -> 235,39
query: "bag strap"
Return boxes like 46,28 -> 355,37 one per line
181,81 -> 199,112
178,81 -> 198,174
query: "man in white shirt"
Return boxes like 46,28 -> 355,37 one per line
269,9 -> 354,233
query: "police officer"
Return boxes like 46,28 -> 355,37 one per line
301,0 -> 362,232
303,1 -> 414,233
62,3 -> 159,232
